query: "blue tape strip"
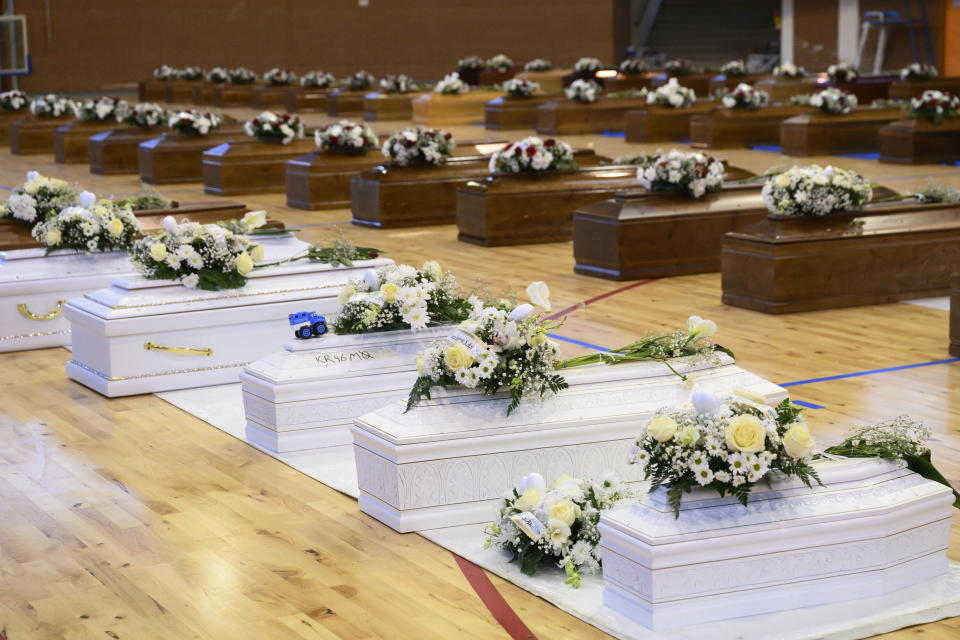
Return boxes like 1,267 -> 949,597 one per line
835,152 -> 880,160
751,145 -> 781,153
780,358 -> 960,387
790,400 -> 824,410
601,130 -> 625,138
548,334 -> 609,351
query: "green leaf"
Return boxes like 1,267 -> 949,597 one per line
904,453 -> 960,509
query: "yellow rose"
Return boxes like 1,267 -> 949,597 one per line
234,251 -> 254,275
250,243 -> 265,263
548,498 -> 581,527
44,228 -> 61,245
150,243 -> 167,261
529,330 -> 546,346
515,488 -> 542,512
725,414 -> 767,453
551,474 -> 573,489
774,172 -> 791,188
338,283 -> 356,305
106,217 -> 124,237
443,341 -> 475,371
782,423 -> 815,459
422,260 -> 442,280
647,415 -> 678,442
380,282 -> 399,302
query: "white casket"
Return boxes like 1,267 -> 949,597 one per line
242,325 -> 454,453
352,354 -> 785,532
598,458 -> 954,630
63,235 -> 392,396
0,248 -> 131,352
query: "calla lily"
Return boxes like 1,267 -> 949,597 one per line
508,303 -> 535,321
363,269 -> 380,291
79,191 -> 96,208
519,472 -> 546,492
526,281 -> 551,311
162,215 -> 178,234
687,315 -> 717,342
242,210 -> 267,229
692,389 -> 721,416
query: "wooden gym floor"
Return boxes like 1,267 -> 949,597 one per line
0,104 -> 958,639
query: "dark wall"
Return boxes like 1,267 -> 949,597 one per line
14,0 -> 618,93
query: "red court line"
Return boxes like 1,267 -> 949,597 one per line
546,278 -> 661,321
453,553 -> 537,640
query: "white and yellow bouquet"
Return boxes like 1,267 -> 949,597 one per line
484,472 -> 631,587
631,390 -> 820,517
619,58 -> 647,75
407,282 -> 566,414
153,65 -> 178,80
663,59 -> 694,75
761,164 -> 872,216
263,68 -> 296,86
503,78 -> 540,98
382,126 -> 455,166
120,103 -> 168,128
773,63 -> 807,79
827,62 -> 858,83
720,59 -> 747,76
178,66 -> 204,81
243,111 -> 304,144
33,192 -> 141,254
29,94 -> 72,118
457,55 -> 484,72
635,149 -> 725,199
1,171 -> 79,226
228,67 -> 258,84
486,54 -> 514,72
720,82 -> 769,110
333,261 -> 470,334
524,59 -> 552,72
489,136 -> 576,174
73,96 -> 128,122
315,119 -> 378,155
130,217 -> 263,290
565,78 -> 600,103
206,67 -> 229,83
435,72 -> 470,95
809,87 -> 858,114
379,73 -> 418,94
647,78 -> 695,108
574,57 -> 604,73
300,70 -> 336,88
343,70 -> 375,91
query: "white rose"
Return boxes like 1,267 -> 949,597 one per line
646,415 -> 678,442
44,228 -> 61,245
782,423 -> 815,459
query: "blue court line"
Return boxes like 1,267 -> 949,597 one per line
548,333 -> 608,351
601,130 -> 625,138
835,152 -> 880,160
751,145 -> 781,153
780,358 -> 960,387
791,400 -> 824,410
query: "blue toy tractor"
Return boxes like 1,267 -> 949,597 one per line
289,311 -> 328,339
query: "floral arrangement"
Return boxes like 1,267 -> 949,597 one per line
168,110 -> 222,136
153,65 -> 178,79
29,94 -> 72,118
120,103 -> 168,128
178,66 -> 204,81
635,149 -> 725,199
300,70 -> 336,88
908,90 -> 959,124
344,70 -> 375,91
608,152 -> 656,166
574,57 -> 603,73
619,58 -> 647,74
228,67 -> 258,84
631,390 -> 821,517
263,68 -> 296,86
826,62 -> 858,83
647,77 -> 695,108
1,171 -> 78,226
32,193 -> 141,254
213,210 -> 268,236
774,63 -> 807,79
720,82 -> 769,109
663,59 -> 694,75
458,55 -> 484,72
407,282 -> 566,414
130,216 -> 263,290
73,96 -> 128,122
435,72 -> 470,95
114,184 -> 174,211
315,119 -> 378,154
809,87 -> 858,114
333,261 -> 470,334
206,67 -> 229,83
484,472 -> 631,587
524,59 -> 552,72
0,90 -> 28,111
379,73 -> 418,94
243,111 -> 304,144
900,63 -> 937,81
503,78 -> 540,98
565,79 -> 600,103
761,165 -> 872,217
822,416 -> 960,509
486,54 -> 514,71
488,137 -> 576,174
381,126 -> 455,166
720,59 -> 747,76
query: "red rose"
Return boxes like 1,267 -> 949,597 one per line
544,139 -> 555,147
526,146 -> 536,157
444,133 -> 452,140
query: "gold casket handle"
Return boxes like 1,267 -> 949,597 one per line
17,300 -> 65,321
143,341 -> 213,356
